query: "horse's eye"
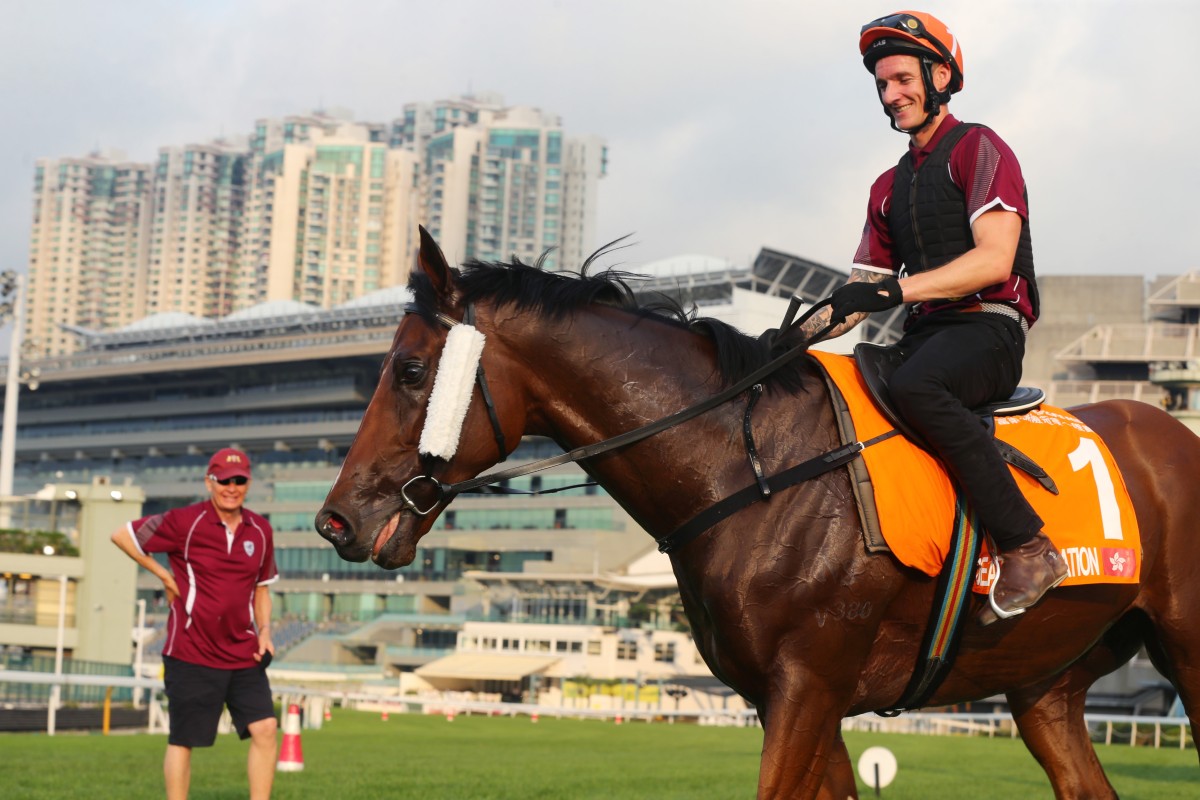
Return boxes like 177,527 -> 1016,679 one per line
396,361 -> 427,386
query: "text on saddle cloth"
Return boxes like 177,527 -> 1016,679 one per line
809,351 -> 1141,588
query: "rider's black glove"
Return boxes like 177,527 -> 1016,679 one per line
828,276 -> 904,324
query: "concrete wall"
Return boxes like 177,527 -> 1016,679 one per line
72,481 -> 145,664
0,482 -> 143,665
1024,275 -> 1148,388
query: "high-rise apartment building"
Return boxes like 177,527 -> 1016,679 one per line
24,95 -> 605,356
263,124 -> 419,306
237,113 -> 336,309
27,154 -> 153,355
147,140 -> 247,319
401,97 -> 608,271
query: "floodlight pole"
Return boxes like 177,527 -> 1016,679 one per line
0,272 -> 26,528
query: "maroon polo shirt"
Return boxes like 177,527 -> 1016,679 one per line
852,115 -> 1037,325
130,500 -> 279,669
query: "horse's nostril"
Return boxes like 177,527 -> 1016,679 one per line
316,510 -> 353,546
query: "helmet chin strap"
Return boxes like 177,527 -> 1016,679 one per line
884,57 -> 950,135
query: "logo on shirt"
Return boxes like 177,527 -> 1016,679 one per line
243,540 -> 255,557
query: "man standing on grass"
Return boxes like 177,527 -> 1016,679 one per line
111,447 -> 279,799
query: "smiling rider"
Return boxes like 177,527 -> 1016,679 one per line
804,10 -> 1067,625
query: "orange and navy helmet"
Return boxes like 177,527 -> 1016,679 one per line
859,11 -> 964,95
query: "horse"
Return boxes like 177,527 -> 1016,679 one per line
316,228 -> 1200,799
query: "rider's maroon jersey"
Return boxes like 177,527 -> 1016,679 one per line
852,115 -> 1037,325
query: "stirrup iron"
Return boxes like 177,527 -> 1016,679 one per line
985,577 -> 1026,621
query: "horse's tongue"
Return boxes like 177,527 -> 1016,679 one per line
372,513 -> 401,558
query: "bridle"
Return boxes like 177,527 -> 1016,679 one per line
396,295 -> 844,527
398,302 -> 507,516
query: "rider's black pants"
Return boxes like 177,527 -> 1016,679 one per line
888,310 -> 1043,551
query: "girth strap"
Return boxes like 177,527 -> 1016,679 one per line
877,493 -> 983,716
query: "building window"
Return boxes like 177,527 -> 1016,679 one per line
654,642 -> 676,663
587,640 -> 602,656
617,641 -> 638,660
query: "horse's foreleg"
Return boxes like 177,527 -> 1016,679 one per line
815,732 -> 858,800
757,684 -> 849,800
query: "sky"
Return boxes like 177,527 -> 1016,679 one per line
2,0 -> 1197,284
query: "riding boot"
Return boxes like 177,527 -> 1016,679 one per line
977,531 -> 1069,626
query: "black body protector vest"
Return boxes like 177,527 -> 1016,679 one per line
888,122 -> 1039,319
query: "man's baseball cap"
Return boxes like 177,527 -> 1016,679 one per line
208,447 -> 252,480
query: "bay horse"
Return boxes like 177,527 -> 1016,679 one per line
316,228 -> 1200,799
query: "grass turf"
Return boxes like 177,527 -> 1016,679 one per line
0,710 -> 1194,798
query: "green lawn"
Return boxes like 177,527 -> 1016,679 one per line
0,710 -> 1194,799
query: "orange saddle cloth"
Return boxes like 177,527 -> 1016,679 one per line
810,351 -> 1141,589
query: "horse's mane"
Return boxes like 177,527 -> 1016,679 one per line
409,247 -> 812,394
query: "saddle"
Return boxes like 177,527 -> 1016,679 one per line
853,342 -> 1050,714
853,343 -> 1057,495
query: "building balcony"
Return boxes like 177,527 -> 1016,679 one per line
1056,323 -> 1200,364
1148,271 -> 1200,314
0,553 -> 83,651
1149,366 -> 1200,386
1044,380 -> 1163,409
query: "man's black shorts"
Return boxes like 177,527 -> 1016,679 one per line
162,655 -> 275,747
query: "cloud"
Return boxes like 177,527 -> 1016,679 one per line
1,0 -> 1197,287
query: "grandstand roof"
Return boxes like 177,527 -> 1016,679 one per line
223,300 -> 321,321
73,286 -> 413,353
337,285 -> 413,309
634,254 -> 735,278
118,311 -> 215,333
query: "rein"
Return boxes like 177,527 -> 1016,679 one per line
401,297 -> 881,552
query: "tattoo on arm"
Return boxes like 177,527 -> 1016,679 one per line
797,269 -> 890,340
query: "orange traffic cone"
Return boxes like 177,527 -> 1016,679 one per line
323,706 -> 331,723
276,704 -> 304,772
445,708 -> 456,722
531,710 -> 539,724
614,712 -> 623,725
381,708 -> 389,722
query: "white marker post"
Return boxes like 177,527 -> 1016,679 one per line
857,746 -> 897,796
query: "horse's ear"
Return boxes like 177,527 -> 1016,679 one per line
417,225 -> 457,301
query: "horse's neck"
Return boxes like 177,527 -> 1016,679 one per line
516,310 -> 759,536
526,311 -> 713,441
